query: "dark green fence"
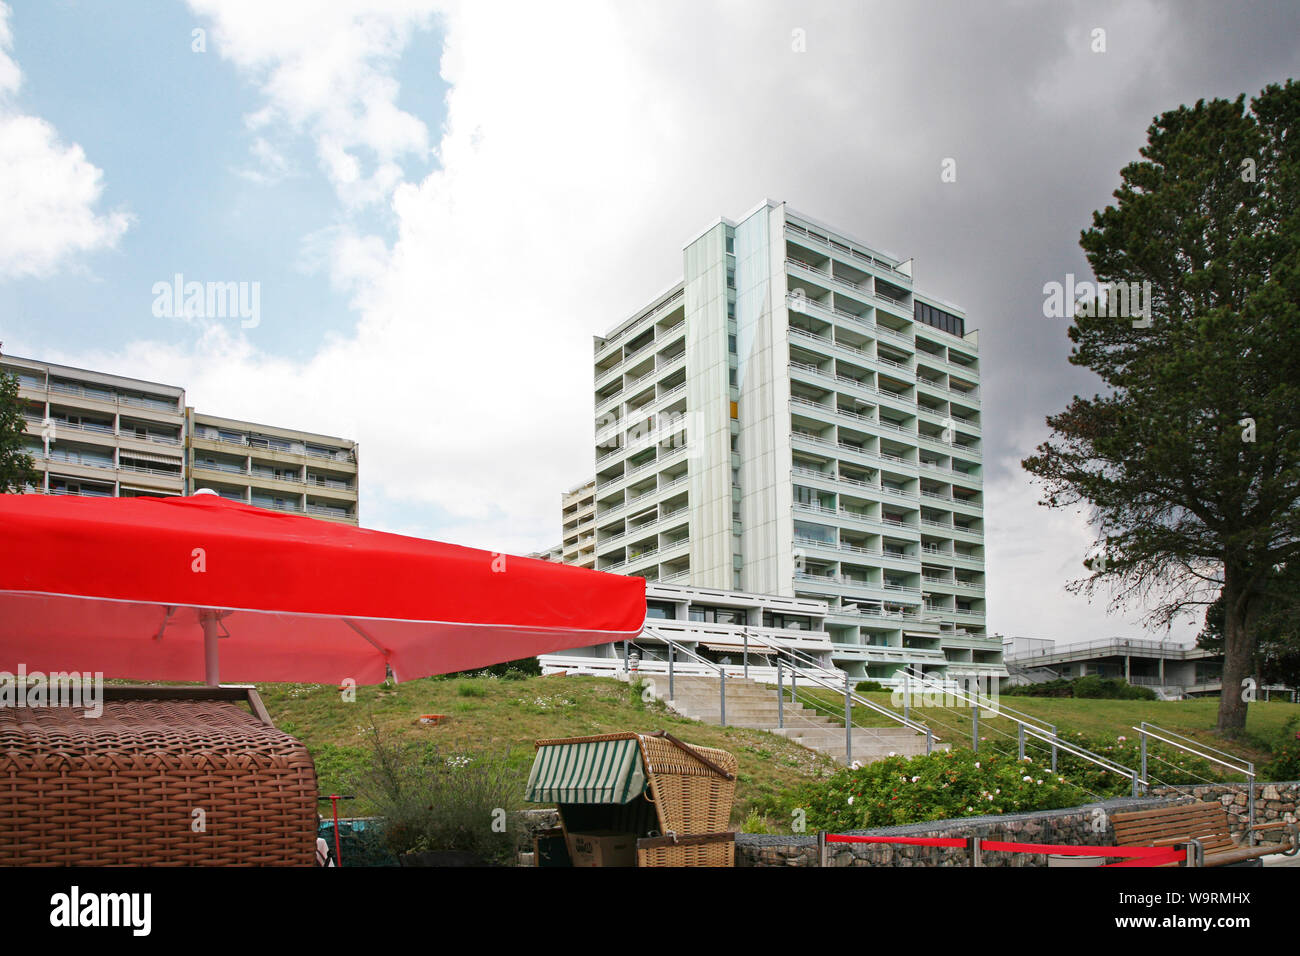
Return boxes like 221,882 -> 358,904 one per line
317,817 -> 399,867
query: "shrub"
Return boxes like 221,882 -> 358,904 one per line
855,680 -> 886,693
789,749 -> 1082,831
783,730 -> 1223,830
440,657 -> 542,680
353,720 -> 527,864
1262,717 -> 1300,781
1043,730 -> 1217,791
1003,676 -> 1156,699
1262,740 -> 1300,781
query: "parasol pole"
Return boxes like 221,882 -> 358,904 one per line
201,611 -> 220,686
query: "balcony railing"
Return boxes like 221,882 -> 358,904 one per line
45,380 -> 181,413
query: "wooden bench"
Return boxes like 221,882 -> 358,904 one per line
1112,802 -> 1298,867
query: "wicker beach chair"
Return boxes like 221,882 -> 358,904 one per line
527,730 -> 738,867
0,685 -> 317,866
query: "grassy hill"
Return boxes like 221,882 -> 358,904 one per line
254,673 -> 1297,830
257,672 -> 840,826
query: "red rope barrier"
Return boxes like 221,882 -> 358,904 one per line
822,833 -> 1188,866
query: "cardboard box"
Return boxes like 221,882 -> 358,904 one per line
565,830 -> 636,867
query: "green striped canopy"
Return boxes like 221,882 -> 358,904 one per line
525,737 -> 647,805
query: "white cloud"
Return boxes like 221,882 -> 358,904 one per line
984,419 -> 1203,646
0,2 -> 131,280
190,0 -> 437,208
40,0 -> 1231,641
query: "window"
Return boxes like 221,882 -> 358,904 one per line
689,605 -> 744,625
763,612 -> 813,630
914,302 -> 964,337
647,600 -> 676,620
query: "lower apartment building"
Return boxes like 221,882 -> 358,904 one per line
556,200 -> 1004,688
560,479 -> 597,569
539,582 -> 848,681
188,411 -> 358,522
4,354 -> 359,524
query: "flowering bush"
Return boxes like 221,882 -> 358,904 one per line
788,730 -> 1226,831
1263,740 -> 1300,781
792,749 -> 1082,831
1263,718 -> 1300,781
1048,731 -> 1216,792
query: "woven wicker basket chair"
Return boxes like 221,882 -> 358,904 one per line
527,731 -> 737,867
0,685 -> 317,866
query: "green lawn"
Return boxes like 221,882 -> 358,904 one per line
256,673 -> 839,826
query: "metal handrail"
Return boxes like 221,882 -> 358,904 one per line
899,664 -> 1050,732
627,627 -> 730,725
633,621 -> 942,761
740,631 -> 940,745
1135,722 -> 1256,838
897,664 -> 1144,793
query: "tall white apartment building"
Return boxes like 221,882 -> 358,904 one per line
586,200 -> 1000,685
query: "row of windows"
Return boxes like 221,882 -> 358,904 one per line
914,302 -> 964,338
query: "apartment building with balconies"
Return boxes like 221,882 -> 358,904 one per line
582,200 -> 1001,687
560,479 -> 597,569
4,354 -> 359,524
6,354 -> 188,499
186,412 -> 358,523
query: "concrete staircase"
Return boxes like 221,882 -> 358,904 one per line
649,673 -> 939,766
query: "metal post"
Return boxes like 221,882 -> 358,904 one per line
903,668 -> 910,724
776,658 -> 784,729
668,643 -> 675,701
201,612 -> 220,687
844,672 -> 853,767
743,633 -> 749,679
720,670 -> 727,727
971,698 -> 979,754
1247,766 -> 1256,844
968,836 -> 982,867
1140,725 -> 1148,794
1018,723 -> 1025,761
622,639 -> 629,674
926,727 -> 933,755
817,831 -> 828,867
1050,724 -> 1058,773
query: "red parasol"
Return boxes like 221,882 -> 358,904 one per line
0,492 -> 645,685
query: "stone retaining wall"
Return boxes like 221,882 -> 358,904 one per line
1147,782 -> 1299,835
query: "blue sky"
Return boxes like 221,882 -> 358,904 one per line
2,1 -> 1297,645
2,1 -> 445,361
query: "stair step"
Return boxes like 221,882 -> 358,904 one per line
650,673 -> 936,767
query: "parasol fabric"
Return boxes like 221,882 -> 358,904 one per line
0,493 -> 645,685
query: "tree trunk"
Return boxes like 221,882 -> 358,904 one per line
1216,564 -> 1256,735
